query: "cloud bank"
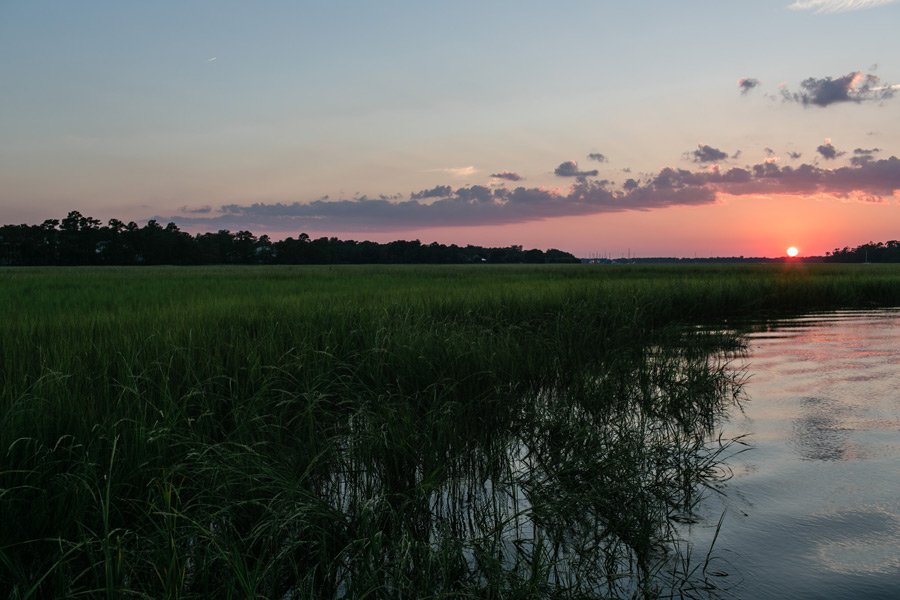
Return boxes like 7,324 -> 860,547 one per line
164,155 -> 900,233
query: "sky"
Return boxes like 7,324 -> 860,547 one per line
2,0 -> 900,258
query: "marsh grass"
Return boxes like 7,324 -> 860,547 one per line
2,264 -> 899,598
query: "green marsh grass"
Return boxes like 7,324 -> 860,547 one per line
2,264 -> 900,598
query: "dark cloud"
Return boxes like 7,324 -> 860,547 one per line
587,153 -> 608,163
691,144 -> 729,164
788,151 -> 802,160
490,171 -> 523,182
162,156 -> 900,233
851,147 -> 881,166
764,147 -> 775,157
554,161 -> 599,178
817,141 -> 845,160
782,71 -> 896,107
738,78 -> 760,94
454,185 -> 494,204
410,185 -> 452,200
360,193 -> 403,201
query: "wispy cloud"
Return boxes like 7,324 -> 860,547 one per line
179,204 -> 213,214
430,166 -> 477,177
206,57 -> 217,62
788,0 -> 900,12
869,84 -> 900,91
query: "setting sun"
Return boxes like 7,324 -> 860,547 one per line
787,247 -> 799,257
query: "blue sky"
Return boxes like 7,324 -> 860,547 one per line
2,0 -> 899,256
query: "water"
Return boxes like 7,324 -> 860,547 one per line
690,309 -> 900,599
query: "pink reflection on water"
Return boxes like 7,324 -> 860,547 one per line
691,309 -> 900,599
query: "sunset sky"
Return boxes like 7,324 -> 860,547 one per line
2,0 -> 900,258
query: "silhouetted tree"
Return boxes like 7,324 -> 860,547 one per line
825,240 -> 900,263
0,212 -> 582,266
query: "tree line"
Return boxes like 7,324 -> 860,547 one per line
823,240 -> 900,263
0,211 -> 579,266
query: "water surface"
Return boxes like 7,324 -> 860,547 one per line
691,309 -> 900,599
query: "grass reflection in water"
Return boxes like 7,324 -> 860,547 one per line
320,337 -> 746,599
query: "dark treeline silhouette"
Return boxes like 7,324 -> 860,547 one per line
0,211 -> 579,266
824,240 -> 900,263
